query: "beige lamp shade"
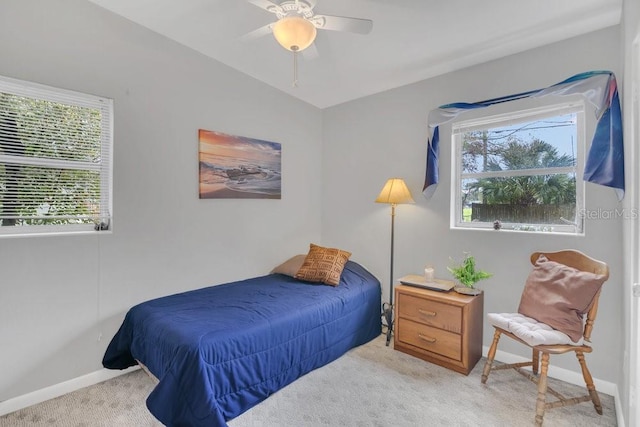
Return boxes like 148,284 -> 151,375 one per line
272,16 -> 317,52
375,178 -> 415,205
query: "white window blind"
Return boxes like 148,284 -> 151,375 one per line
0,75 -> 112,236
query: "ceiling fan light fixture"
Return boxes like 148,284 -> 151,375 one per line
272,15 -> 317,52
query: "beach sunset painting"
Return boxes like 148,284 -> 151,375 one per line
199,129 -> 282,199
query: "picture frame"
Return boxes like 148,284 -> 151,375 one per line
198,129 -> 281,199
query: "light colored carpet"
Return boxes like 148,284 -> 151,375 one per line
0,335 -> 616,426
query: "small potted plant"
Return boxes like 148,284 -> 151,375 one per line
447,253 -> 491,295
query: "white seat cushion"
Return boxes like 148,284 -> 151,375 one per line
487,312 -> 583,347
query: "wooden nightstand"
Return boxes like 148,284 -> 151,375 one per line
394,284 -> 483,375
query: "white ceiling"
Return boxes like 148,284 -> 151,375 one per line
88,0 -> 622,109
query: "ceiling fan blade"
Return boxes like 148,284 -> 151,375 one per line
247,0 -> 280,13
240,23 -> 274,41
302,43 -> 319,60
314,14 -> 373,34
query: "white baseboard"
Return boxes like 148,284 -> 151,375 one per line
483,346 -> 625,426
0,366 -> 139,417
614,386 -> 626,427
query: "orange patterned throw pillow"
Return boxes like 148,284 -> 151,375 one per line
295,244 -> 352,286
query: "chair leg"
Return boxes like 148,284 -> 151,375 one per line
532,349 -> 539,375
481,329 -> 501,384
535,352 -> 550,426
576,351 -> 603,415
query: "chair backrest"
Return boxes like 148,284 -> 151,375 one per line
529,250 -> 609,342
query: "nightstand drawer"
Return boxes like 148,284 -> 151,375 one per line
397,293 -> 462,333
397,318 -> 462,361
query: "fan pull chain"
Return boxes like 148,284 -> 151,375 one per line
292,48 -> 299,88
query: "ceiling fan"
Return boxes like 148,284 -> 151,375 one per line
245,0 -> 373,85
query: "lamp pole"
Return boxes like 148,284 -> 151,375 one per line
383,203 -> 396,347
389,203 -> 396,305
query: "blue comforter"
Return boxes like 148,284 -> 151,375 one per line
102,261 -> 381,426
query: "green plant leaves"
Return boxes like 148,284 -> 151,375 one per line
447,254 -> 492,288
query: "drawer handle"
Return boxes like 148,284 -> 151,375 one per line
418,334 -> 437,343
418,309 -> 437,317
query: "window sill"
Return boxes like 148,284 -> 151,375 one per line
450,225 -> 584,237
0,228 -> 112,239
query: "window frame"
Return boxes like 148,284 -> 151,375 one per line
450,98 -> 587,235
0,75 -> 113,238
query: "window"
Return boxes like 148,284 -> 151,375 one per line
451,101 -> 585,234
0,75 -> 112,237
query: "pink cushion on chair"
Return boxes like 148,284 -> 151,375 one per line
517,255 -> 606,342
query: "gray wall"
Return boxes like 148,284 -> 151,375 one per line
0,0 -> 629,411
322,27 -> 623,384
0,0 -> 323,401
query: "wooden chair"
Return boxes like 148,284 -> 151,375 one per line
480,250 -> 609,426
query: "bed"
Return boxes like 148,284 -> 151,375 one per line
102,260 -> 381,427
